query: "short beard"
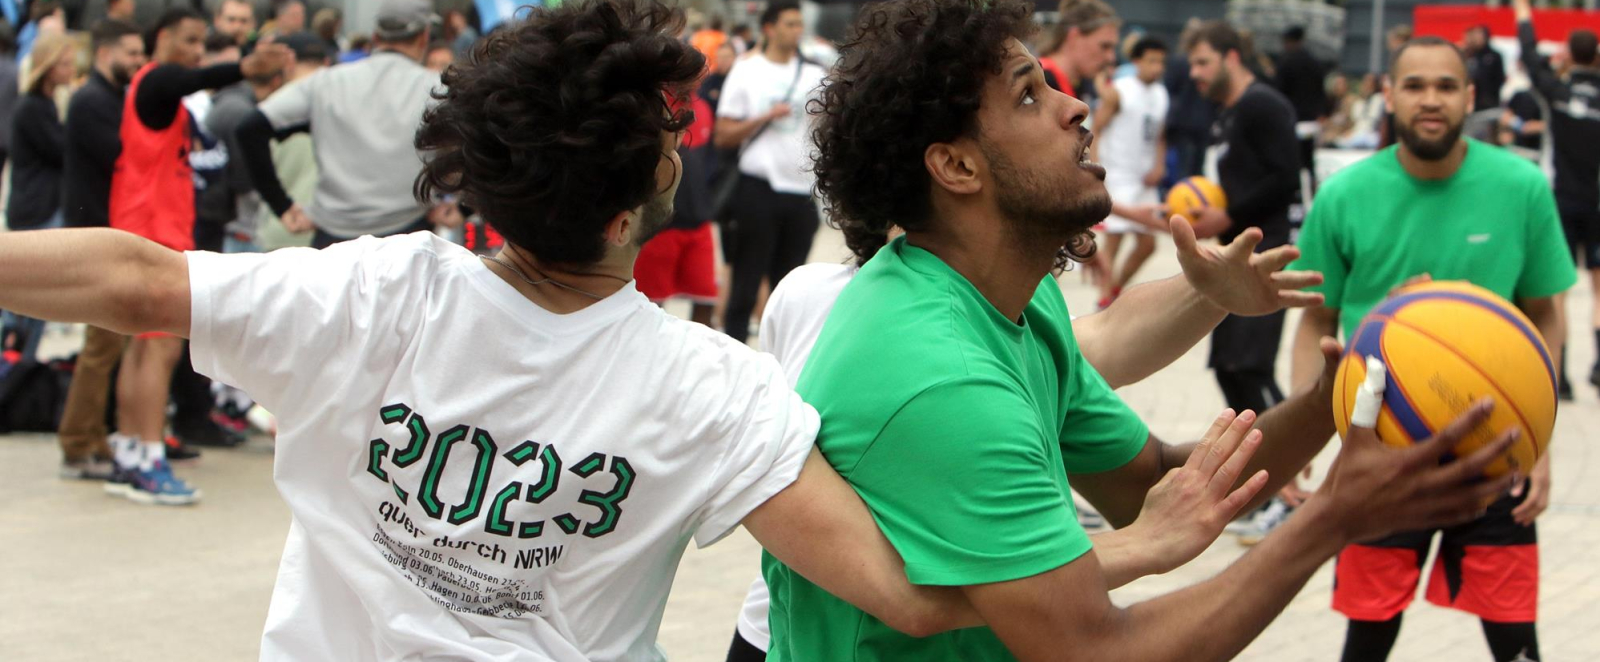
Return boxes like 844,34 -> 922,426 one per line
633,194 -> 673,247
1397,120 -> 1464,161
112,65 -> 136,87
1203,66 -> 1233,105
982,140 -> 1109,262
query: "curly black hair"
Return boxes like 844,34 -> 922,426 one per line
414,0 -> 703,266
813,0 -> 1094,268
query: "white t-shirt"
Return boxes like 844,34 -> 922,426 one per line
736,262 -> 857,650
1098,76 -> 1170,186
716,53 -> 828,196
186,233 -> 816,661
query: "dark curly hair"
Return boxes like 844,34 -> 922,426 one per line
813,0 -> 1094,268
414,0 -> 703,266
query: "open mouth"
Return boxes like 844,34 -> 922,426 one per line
1078,132 -> 1106,181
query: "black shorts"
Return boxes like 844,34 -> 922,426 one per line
1558,202 -> 1600,269
1332,491 -> 1538,623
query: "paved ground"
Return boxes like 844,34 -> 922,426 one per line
2,225 -> 1596,661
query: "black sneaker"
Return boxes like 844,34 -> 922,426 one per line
1590,363 -> 1600,391
163,436 -> 203,461
1559,375 -> 1575,402
173,419 -> 247,448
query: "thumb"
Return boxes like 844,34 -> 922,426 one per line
1170,216 -> 1199,257
1320,337 -> 1343,372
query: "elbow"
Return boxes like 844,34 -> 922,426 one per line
713,133 -> 738,150
882,607 -> 955,639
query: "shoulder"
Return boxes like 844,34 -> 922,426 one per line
1243,84 -> 1294,115
1468,139 -> 1545,186
771,263 -> 856,305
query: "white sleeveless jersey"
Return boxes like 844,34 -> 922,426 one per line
1098,76 -> 1170,184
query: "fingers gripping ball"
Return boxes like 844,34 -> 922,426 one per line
1332,281 -> 1555,479
1165,176 -> 1227,222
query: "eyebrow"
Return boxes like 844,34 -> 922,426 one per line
1014,61 -> 1036,83
1399,74 -> 1464,84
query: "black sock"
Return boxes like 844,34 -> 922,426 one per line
1481,619 -> 1539,661
1342,616 -> 1403,662
1593,329 -> 1600,364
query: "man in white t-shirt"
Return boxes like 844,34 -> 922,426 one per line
1091,35 -> 1171,309
0,3 -> 985,659
712,0 -> 829,343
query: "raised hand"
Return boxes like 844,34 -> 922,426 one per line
1126,409 -> 1270,573
1172,218 -> 1325,316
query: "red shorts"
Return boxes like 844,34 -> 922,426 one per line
635,224 -> 718,302
1332,493 -> 1538,623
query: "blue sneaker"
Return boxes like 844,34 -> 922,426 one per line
103,461 -> 201,506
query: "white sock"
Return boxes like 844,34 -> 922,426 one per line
109,434 -> 144,470
140,441 -> 166,471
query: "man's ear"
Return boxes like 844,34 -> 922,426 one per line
924,141 -> 983,196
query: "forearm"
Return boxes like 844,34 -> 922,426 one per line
136,63 -> 244,129
1290,311 -> 1337,392
1100,503 -> 1346,662
745,450 -> 982,636
0,228 -> 191,336
713,116 -> 768,149
1077,276 -> 1224,388
236,110 -> 293,215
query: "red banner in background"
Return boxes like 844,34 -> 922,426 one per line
1414,6 -> 1600,43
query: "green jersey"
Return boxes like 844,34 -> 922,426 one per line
1292,140 -> 1576,339
764,237 -> 1148,661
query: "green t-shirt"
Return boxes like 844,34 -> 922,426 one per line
763,237 -> 1148,661
1292,139 -> 1576,339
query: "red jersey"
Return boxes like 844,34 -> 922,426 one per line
110,63 -> 195,251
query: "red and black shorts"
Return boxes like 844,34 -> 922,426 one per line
1332,492 -> 1538,623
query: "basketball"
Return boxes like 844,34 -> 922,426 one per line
1333,281 -> 1555,479
1165,176 -> 1227,222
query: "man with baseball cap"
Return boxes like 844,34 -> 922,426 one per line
234,0 -> 460,248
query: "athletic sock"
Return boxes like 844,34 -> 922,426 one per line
109,434 -> 144,470
140,441 -> 167,471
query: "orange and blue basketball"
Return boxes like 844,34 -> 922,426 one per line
1165,176 -> 1227,222
1332,281 -> 1555,479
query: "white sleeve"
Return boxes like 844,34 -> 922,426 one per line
186,235 -> 433,421
691,353 -> 818,548
257,74 -> 316,128
716,63 -> 755,120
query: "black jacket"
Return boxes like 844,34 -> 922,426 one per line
1520,20 -> 1600,209
62,70 -> 125,228
8,93 -> 64,229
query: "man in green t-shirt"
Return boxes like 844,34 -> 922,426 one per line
762,2 -> 1525,660
1288,36 -> 1573,662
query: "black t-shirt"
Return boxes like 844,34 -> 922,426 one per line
1506,90 -> 1543,151
1274,48 -> 1326,123
1209,81 -> 1300,243
1467,47 -> 1506,112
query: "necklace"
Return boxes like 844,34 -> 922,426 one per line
479,252 -> 624,301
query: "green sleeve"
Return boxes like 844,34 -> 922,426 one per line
849,379 -> 1090,587
1290,189 -> 1349,310
1058,346 -> 1148,474
1515,182 -> 1578,300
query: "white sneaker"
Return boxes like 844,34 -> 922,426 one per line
1236,499 -> 1291,546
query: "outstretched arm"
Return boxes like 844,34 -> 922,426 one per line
1075,219 -> 1322,389
0,229 -> 191,336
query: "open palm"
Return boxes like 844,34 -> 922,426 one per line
1171,217 -> 1325,317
